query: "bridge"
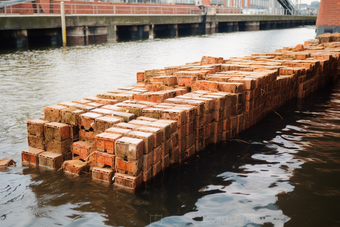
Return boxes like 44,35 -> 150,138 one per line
0,1 -> 316,48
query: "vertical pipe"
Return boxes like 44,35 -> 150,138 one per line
61,2 -> 67,47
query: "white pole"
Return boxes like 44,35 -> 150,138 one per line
61,2 -> 67,47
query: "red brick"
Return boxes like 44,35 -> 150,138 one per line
95,133 -> 122,154
72,141 -> 95,161
45,138 -> 72,154
21,147 -> 45,166
28,134 -> 45,150
44,105 -> 67,122
115,156 -> 142,176
45,122 -> 70,141
126,131 -> 155,154
79,112 -> 102,131
142,152 -> 153,172
114,172 -> 143,190
152,161 -> 162,177
27,119 -> 49,137
92,167 -> 114,183
62,160 -> 88,176
94,151 -> 115,169
115,137 -> 144,160
95,116 -> 123,134
169,145 -> 179,164
135,126 -> 163,148
38,151 -> 63,169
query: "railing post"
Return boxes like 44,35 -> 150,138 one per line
147,6 -> 148,14
114,5 -> 115,14
61,2 -> 67,47
161,6 -> 162,14
10,5 -> 12,14
75,4 -> 77,14
37,3 -> 39,14
131,6 -> 132,14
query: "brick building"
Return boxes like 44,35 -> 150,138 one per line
316,0 -> 340,35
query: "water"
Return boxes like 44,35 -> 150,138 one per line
1,27 -> 340,227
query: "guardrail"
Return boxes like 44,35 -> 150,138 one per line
0,2 -> 242,15
0,2 -> 313,16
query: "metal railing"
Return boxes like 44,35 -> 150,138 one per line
0,2 -> 313,16
0,2 -> 243,15
242,7 -> 312,16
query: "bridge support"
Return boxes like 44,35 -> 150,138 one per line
191,24 -> 201,35
244,21 -> 260,31
66,26 -> 107,45
107,25 -> 117,42
27,29 -> 60,46
116,25 -> 148,41
153,24 -> 178,38
0,29 -> 28,49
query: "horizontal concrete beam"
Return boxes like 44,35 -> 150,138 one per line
0,14 -> 317,31
213,15 -> 317,23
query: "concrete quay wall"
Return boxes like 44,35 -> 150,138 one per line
0,14 -> 317,48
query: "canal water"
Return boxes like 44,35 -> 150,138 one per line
1,26 -> 340,227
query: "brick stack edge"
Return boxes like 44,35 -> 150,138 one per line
22,35 -> 340,192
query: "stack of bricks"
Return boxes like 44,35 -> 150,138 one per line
22,37 -> 340,192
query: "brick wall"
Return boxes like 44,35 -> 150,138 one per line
316,0 -> 340,27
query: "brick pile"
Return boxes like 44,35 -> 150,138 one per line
22,37 -> 340,192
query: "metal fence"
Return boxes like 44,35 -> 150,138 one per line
0,2 -> 212,15
0,2 -> 312,16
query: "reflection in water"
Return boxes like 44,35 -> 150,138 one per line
1,27 -> 340,227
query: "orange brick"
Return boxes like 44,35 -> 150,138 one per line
185,145 -> 195,159
143,167 -> 152,183
169,145 -> 179,164
94,151 -> 115,169
45,122 -> 70,141
21,147 -> 45,166
95,133 -> 122,154
137,71 -> 145,82
114,172 -> 143,190
177,76 -> 197,86
62,160 -> 88,176
44,105 -> 67,122
135,126 -> 163,148
115,156 -> 142,176
72,141 -> 95,161
161,108 -> 187,125
38,151 -> 63,169
92,167 -> 114,183
152,161 -> 162,177
161,154 -> 170,170
61,108 -> 85,126
185,133 -> 195,149
95,116 -> 122,134
142,152 -> 153,172
105,127 -> 131,136
126,131 -> 155,154
45,139 -> 72,154
72,99 -> 91,105
79,129 -> 96,141
27,135 -> 45,150
27,119 -> 49,137
115,137 -> 144,160
79,112 -> 102,131
153,145 -> 162,164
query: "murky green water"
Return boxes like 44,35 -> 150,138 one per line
1,27 -> 340,227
